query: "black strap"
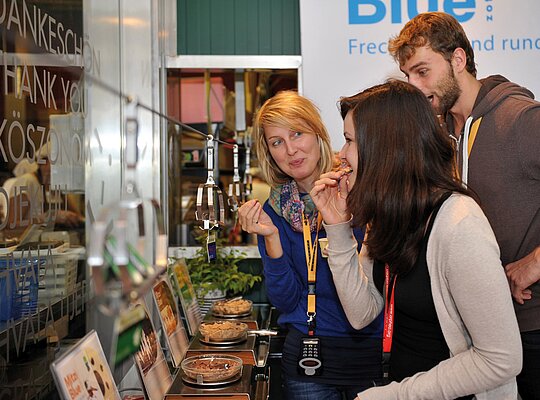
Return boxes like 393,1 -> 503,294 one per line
425,192 -> 453,236
380,191 -> 452,382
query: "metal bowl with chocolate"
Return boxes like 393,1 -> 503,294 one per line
181,354 -> 242,384
199,321 -> 249,344
212,298 -> 253,318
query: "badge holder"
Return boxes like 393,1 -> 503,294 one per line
195,135 -> 225,262
298,337 -> 322,376
297,212 -> 323,376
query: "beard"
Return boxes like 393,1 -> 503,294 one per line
434,66 -> 461,115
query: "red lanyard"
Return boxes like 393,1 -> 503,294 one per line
383,264 -> 396,354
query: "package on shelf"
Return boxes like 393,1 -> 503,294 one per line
0,257 -> 42,321
38,248 -> 81,304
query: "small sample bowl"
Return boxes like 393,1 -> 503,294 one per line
199,321 -> 248,342
212,298 -> 253,317
181,354 -> 242,383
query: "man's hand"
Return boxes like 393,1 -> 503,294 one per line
505,246 -> 540,304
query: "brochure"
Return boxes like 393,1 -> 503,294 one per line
50,330 -> 121,400
151,277 -> 189,367
168,258 -> 203,336
111,305 -> 146,368
133,304 -> 173,400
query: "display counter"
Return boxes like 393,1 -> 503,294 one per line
166,303 -> 276,400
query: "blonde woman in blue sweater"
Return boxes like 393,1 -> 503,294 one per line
238,90 -> 383,400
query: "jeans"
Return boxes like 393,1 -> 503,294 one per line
283,377 -> 376,400
517,329 -> 540,400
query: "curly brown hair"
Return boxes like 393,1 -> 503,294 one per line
388,12 -> 477,77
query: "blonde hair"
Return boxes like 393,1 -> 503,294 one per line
253,91 -> 333,187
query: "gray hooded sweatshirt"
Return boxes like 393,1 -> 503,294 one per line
449,75 -> 540,332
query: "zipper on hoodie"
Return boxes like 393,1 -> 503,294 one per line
440,114 -> 462,169
444,114 -> 472,186
449,133 -> 461,153
449,132 -> 461,171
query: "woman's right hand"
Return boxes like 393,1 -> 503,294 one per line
238,200 -> 277,237
311,170 -> 351,225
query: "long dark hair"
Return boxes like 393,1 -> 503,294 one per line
339,80 -> 472,275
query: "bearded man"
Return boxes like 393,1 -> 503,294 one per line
389,12 -> 540,400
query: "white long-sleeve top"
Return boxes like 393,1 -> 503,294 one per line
325,193 -> 521,400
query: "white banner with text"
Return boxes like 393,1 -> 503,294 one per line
300,0 -> 540,148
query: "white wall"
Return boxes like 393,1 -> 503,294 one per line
300,0 -> 540,149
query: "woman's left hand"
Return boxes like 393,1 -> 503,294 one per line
238,200 -> 277,237
310,170 -> 351,224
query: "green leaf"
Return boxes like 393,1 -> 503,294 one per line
180,232 -> 261,298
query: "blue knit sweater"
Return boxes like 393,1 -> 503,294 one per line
258,201 -> 382,338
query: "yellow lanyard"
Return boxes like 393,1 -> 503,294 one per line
302,211 -> 322,335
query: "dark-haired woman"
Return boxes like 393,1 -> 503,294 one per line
311,80 -> 521,400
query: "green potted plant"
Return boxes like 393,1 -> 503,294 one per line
185,235 -> 262,300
